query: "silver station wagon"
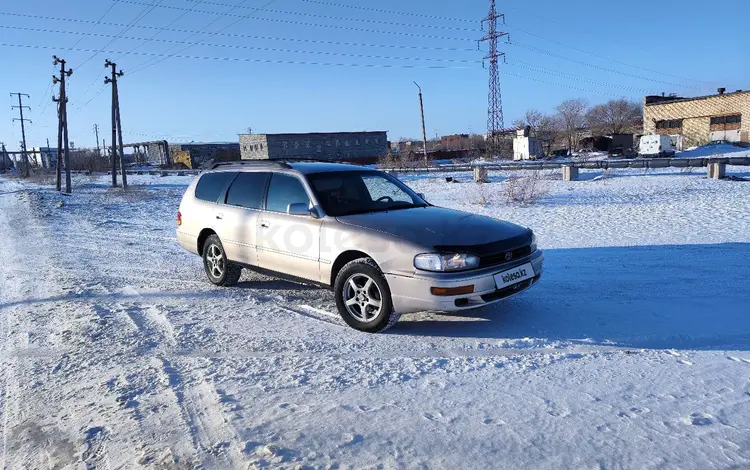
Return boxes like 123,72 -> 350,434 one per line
177,161 -> 544,333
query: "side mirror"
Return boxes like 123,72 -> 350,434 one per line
417,192 -> 426,201
287,202 -> 313,217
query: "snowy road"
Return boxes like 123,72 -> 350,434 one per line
1,170 -> 749,469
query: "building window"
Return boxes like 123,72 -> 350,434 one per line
260,143 -> 264,150
374,138 -> 380,144
364,138 -> 370,145
316,144 -> 322,153
335,140 -> 340,147
294,141 -> 300,149
355,139 -> 360,146
243,145 -> 248,151
710,115 -> 741,125
305,141 -> 311,148
282,141 -> 288,149
344,140 -> 350,147
655,119 -> 683,130
326,141 -> 331,147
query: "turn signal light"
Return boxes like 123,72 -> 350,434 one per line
177,211 -> 182,226
430,285 -> 475,296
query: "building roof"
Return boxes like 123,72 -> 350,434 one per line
645,89 -> 749,106
240,131 -> 387,137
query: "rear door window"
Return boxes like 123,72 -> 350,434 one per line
226,172 -> 269,209
265,174 -> 310,213
194,172 -> 237,203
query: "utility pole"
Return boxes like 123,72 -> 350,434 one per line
10,93 -> 31,177
0,142 -> 7,172
413,81 -> 428,164
93,123 -> 101,157
46,137 -> 51,169
53,55 -> 73,192
105,59 -> 127,189
480,0 -> 509,159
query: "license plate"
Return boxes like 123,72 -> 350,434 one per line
494,263 -> 535,289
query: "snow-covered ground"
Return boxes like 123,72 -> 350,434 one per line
1,168 -> 749,469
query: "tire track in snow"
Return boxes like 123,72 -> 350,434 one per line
156,358 -> 246,469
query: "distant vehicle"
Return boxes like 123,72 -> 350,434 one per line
638,135 -> 675,157
176,161 -> 544,333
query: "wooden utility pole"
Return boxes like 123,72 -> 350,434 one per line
413,82 -> 428,164
105,59 -> 127,189
0,143 -> 7,173
10,93 -> 31,177
93,123 -> 101,157
53,55 -> 73,193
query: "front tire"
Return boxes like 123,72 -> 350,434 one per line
202,234 -> 242,286
334,258 -> 401,333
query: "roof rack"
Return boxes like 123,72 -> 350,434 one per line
206,160 -> 291,170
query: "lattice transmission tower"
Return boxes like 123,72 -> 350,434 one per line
480,0 -> 509,158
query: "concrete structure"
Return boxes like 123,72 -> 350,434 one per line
473,166 -> 488,183
240,132 -> 388,163
707,161 -> 726,179
563,165 -> 579,181
643,90 -> 750,148
513,129 -> 542,161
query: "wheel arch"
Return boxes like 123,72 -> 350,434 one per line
197,228 -> 217,256
330,250 -> 373,286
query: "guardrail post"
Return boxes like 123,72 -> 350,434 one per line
473,165 -> 488,183
562,165 -> 579,181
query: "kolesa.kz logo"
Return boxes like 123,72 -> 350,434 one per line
502,268 -> 527,284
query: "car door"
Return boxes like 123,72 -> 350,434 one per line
257,173 -> 322,282
216,171 -> 269,266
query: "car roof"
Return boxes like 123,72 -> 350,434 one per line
205,160 -> 373,175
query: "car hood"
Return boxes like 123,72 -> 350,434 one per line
336,206 -> 531,250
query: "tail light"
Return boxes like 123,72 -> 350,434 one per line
658,145 -> 662,151
177,211 -> 182,226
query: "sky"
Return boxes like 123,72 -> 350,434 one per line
0,0 -> 748,150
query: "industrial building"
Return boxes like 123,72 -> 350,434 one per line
239,132 -> 388,163
643,89 -> 749,149
169,142 -> 240,168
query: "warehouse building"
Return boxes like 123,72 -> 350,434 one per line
239,131 -> 388,163
643,89 -> 749,149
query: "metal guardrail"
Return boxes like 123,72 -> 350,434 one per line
380,156 -> 750,173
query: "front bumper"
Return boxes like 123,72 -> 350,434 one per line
386,249 -> 544,314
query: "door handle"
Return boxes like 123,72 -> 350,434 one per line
260,221 -> 270,228
215,213 -> 223,220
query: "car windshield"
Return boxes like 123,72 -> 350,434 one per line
306,170 -> 427,217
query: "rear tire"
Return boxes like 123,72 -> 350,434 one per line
202,234 -> 242,286
334,258 -> 401,333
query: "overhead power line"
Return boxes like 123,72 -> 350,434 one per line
177,0 -> 479,32
507,41 -> 704,90
0,11 -> 478,52
506,61 -> 651,93
76,0 -> 163,69
0,42 -> 473,70
110,0 -> 476,42
0,25 -> 480,64
295,0 -> 476,23
128,0 -> 274,74
505,24 -> 710,85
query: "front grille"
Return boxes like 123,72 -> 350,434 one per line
479,245 -> 532,268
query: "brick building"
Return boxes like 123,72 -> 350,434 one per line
239,132 -> 388,163
643,90 -> 749,148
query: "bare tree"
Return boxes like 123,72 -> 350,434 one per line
536,115 -> 563,156
556,99 -> 589,152
512,109 -> 544,134
586,98 -> 642,135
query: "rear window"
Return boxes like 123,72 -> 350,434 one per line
226,172 -> 269,209
194,172 -> 236,203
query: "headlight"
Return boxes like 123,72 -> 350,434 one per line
530,233 -> 538,252
414,253 -> 480,272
